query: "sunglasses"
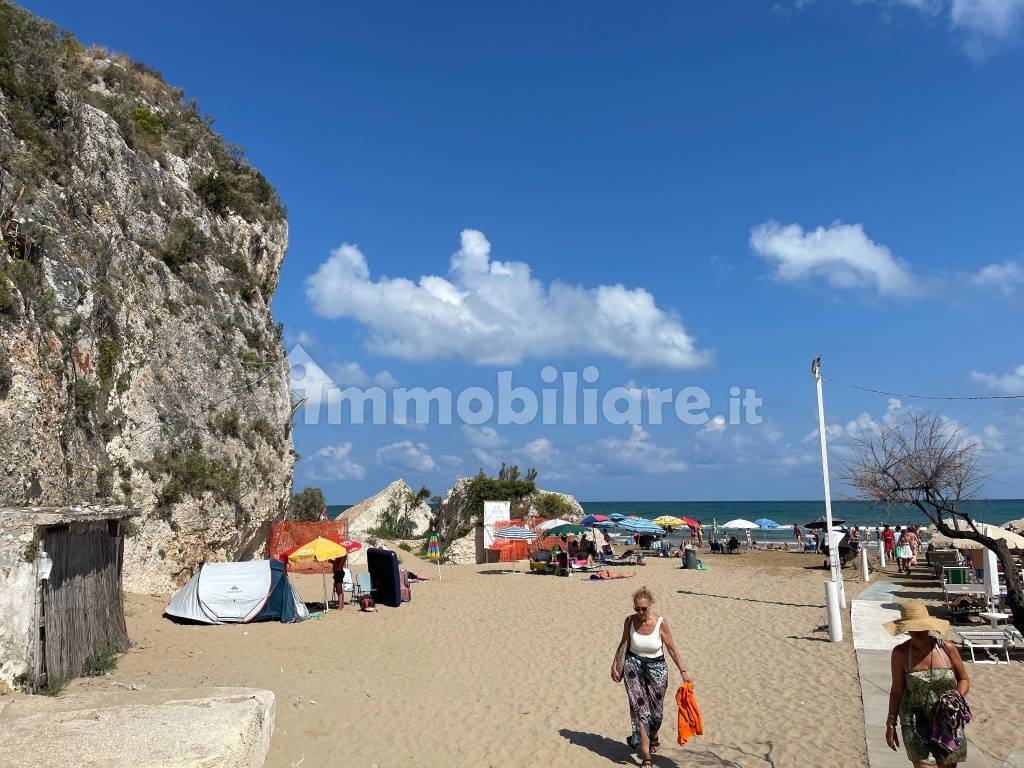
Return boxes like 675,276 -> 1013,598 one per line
633,605 -> 649,613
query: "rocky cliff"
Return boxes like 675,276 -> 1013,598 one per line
0,3 -> 294,592
342,479 -> 432,542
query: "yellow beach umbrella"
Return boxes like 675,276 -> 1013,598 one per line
288,537 -> 347,611
287,537 -> 348,563
653,515 -> 684,528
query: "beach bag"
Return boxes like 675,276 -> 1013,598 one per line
399,569 -> 412,602
359,595 -> 376,611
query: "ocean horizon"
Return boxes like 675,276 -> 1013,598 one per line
328,498 -> 1024,535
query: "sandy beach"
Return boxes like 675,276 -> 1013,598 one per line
65,551 -> 873,767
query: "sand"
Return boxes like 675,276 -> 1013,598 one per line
62,550 -> 886,767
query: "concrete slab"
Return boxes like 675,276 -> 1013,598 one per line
0,687 -> 275,768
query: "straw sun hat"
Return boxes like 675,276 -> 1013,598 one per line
882,600 -> 949,636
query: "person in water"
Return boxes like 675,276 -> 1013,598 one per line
884,601 -> 970,766
610,586 -> 691,768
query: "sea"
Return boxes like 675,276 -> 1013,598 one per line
327,498 -> 1024,544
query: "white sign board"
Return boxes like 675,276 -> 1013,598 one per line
483,500 -> 511,549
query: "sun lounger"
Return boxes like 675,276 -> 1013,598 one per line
955,629 -> 1013,664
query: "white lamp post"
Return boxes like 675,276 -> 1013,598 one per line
813,357 -> 846,640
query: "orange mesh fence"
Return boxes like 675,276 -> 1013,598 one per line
266,520 -> 350,574
488,519 -> 566,562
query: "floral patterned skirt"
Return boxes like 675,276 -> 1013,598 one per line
623,652 -> 668,749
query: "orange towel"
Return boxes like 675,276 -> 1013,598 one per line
675,681 -> 704,746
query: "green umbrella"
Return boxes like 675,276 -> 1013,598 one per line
544,523 -> 589,537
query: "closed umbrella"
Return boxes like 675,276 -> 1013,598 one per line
427,532 -> 441,580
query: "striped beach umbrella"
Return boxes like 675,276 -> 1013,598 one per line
494,526 -> 536,573
427,532 -> 441,580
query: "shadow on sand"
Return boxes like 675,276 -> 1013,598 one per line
676,589 -> 822,610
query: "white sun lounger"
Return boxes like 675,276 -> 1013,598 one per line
955,629 -> 1012,664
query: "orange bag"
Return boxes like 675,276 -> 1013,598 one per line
675,681 -> 704,746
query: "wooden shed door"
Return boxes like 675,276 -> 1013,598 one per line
41,523 -> 129,684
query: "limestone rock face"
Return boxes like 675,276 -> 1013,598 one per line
0,9 -> 293,592
343,479 -> 432,541
0,687 -> 276,767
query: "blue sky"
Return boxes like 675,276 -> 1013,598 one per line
28,1 -> 1024,502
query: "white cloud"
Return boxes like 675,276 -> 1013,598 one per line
952,0 -> 1024,57
972,260 -> 1024,294
970,364 -> 1024,395
305,229 -> 710,370
462,425 -> 506,450
284,329 -> 318,349
376,441 -> 439,473
470,447 -> 502,470
301,443 -> 366,481
586,426 -> 688,475
703,415 -> 728,433
751,221 -> 915,296
523,437 -> 557,463
328,361 -> 400,389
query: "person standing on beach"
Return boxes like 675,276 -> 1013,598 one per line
610,587 -> 691,768
332,553 -> 348,609
883,525 -> 896,561
793,523 -> 803,545
883,601 -> 970,766
895,528 -> 916,576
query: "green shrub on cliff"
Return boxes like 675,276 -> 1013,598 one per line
151,438 -> 240,507
0,1 -> 286,222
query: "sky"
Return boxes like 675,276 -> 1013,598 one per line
25,0 -> 1024,503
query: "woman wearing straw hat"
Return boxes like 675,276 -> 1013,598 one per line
884,601 -> 971,766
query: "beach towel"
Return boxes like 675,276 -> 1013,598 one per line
675,681 -> 704,746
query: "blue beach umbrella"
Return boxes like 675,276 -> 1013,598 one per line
609,513 -> 626,521
754,518 -> 780,544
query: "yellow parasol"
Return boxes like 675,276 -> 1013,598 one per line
288,537 -> 348,611
653,515 -> 684,528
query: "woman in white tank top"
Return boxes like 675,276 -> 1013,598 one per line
610,586 -> 692,768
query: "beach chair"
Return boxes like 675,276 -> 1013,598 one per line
955,629 -> 1012,664
353,572 -> 372,602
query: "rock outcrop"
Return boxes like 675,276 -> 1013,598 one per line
0,686 -> 276,767
342,479 -> 432,541
0,5 -> 293,592
435,477 -> 584,565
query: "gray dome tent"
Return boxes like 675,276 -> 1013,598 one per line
165,559 -> 309,624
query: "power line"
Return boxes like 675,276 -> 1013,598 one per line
822,375 -> 1024,401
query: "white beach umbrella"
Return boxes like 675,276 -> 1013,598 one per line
722,519 -> 758,529
537,518 -> 574,531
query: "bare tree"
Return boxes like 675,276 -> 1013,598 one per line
845,411 -> 1023,630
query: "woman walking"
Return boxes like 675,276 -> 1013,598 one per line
884,601 -> 971,766
610,587 -> 691,767
895,528 -> 916,576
